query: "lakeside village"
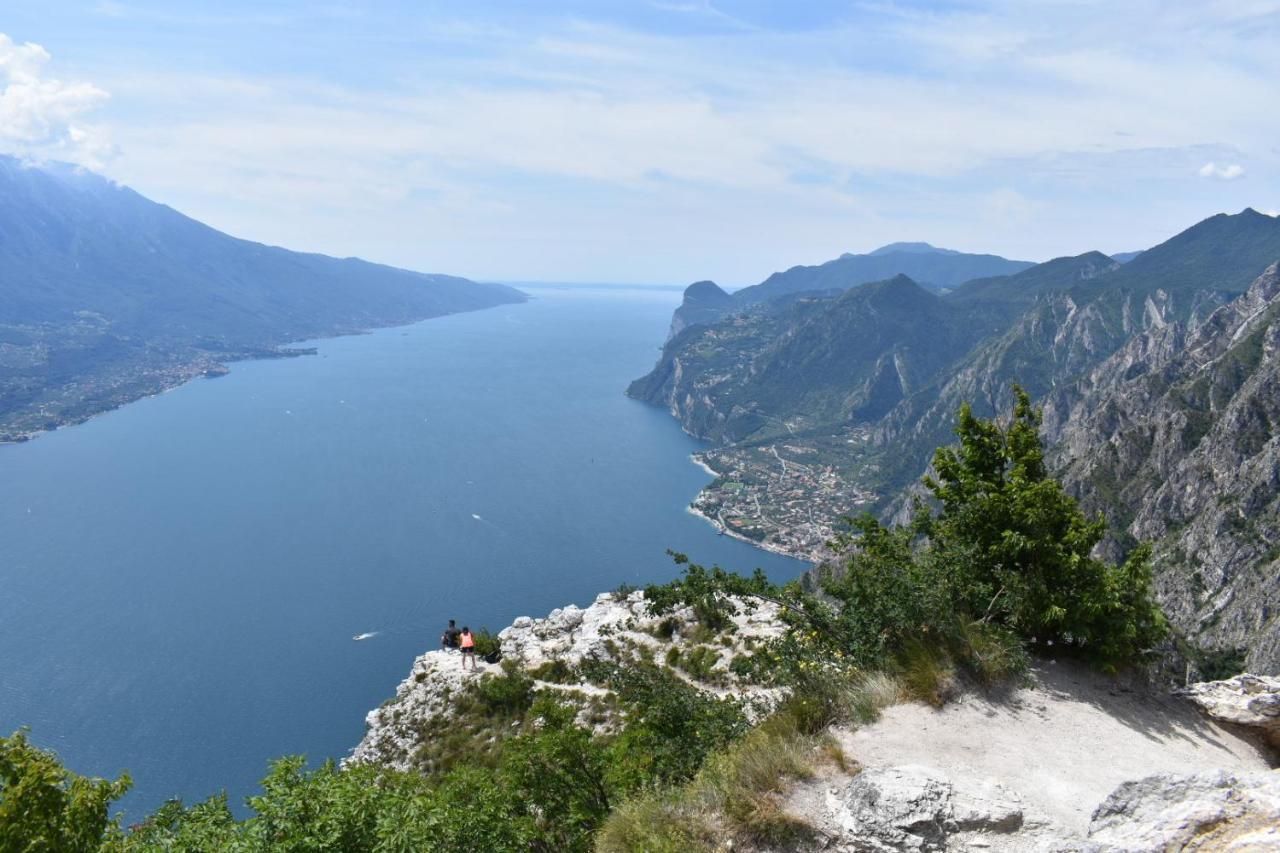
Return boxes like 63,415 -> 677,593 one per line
690,425 -> 880,560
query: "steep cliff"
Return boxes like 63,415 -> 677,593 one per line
1047,263 -> 1280,672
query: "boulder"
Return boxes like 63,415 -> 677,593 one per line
820,765 -> 1027,851
1181,674 -> 1280,750
1086,770 -> 1280,851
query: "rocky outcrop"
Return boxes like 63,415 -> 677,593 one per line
346,591 -> 785,771
1086,770 -> 1280,851
805,767 -> 1280,851
813,765 -> 1039,851
1181,674 -> 1280,751
668,280 -> 734,340
785,664 -> 1275,850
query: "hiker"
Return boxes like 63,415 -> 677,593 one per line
440,619 -> 460,652
459,626 -> 477,671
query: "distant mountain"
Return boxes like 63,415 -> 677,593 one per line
666,280 -> 734,339
630,210 -> 1280,669
0,156 -> 525,440
866,241 -> 960,256
1111,250 -> 1143,263
664,243 -> 1032,339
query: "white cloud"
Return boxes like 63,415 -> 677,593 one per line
0,33 -> 111,166
42,1 -> 1280,281
1198,161 -> 1246,180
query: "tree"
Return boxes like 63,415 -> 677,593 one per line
0,729 -> 131,853
920,386 -> 1167,662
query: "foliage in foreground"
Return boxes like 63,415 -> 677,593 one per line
0,729 -> 131,853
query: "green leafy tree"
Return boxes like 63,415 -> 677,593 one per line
497,699 -> 612,852
0,729 -> 131,853
920,386 -> 1166,661
111,793 -> 241,852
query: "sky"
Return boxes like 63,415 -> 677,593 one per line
2,1 -> 1278,285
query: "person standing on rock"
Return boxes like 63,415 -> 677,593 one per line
459,626 -> 477,671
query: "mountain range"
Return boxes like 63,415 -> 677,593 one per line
0,157 -> 525,440
629,209 -> 1280,670
665,242 -> 1032,339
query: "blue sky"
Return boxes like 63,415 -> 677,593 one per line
2,1 -> 1278,284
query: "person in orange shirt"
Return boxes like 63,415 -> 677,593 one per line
459,626 -> 477,671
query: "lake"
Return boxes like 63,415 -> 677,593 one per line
0,284 -> 805,818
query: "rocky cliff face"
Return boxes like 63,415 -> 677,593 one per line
1048,264 -> 1280,673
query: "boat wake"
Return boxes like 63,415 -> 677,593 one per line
352,632 -> 378,641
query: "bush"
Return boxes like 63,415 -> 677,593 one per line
0,729 -> 132,853
529,659 -> 574,684
469,660 -> 534,717
585,662 -> 749,792
471,628 -> 502,660
678,645 -> 721,681
595,793 -> 712,853
918,387 -> 1167,664
700,716 -> 816,846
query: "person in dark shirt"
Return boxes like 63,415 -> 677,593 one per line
440,619 -> 461,651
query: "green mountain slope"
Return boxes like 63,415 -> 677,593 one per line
0,157 -> 525,439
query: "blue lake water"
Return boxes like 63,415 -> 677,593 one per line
0,284 -> 804,818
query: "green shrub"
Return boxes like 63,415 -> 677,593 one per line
701,717 -> 816,846
679,645 -> 721,681
469,660 -> 534,718
917,387 -> 1167,664
471,628 -> 502,659
588,662 -> 749,792
529,659 -> 574,684
595,793 -> 712,853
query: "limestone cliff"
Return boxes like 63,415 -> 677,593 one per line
1047,263 -> 1280,673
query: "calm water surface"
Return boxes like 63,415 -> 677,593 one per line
0,285 -> 804,817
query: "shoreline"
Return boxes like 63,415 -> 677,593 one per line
0,301 -> 525,446
683,502 -> 810,562
688,452 -> 721,478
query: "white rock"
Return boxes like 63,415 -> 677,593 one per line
1181,674 -> 1280,748
347,591 -> 787,771
1086,770 -> 1280,850
818,765 -> 1026,851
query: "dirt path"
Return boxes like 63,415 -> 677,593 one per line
832,661 -> 1273,834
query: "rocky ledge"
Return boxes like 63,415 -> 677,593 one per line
1180,674 -> 1280,751
346,590 -> 784,771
